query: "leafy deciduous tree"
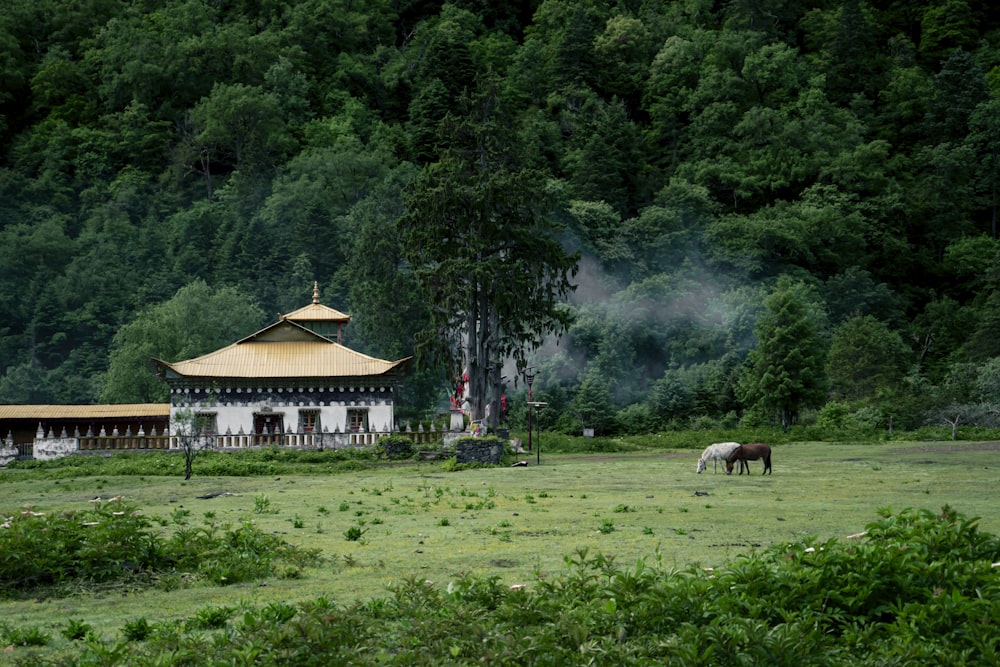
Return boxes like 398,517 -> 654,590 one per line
919,0 -> 979,64
821,267 -> 905,327
963,290 -> 1000,361
966,99 -> 1000,239
100,281 -> 265,403
826,314 -> 911,401
192,82 -> 296,179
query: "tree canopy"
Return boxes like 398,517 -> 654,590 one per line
3,0 -> 1000,433
399,90 -> 578,426
100,281 -> 265,404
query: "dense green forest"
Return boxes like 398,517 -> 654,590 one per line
2,0 -> 1000,435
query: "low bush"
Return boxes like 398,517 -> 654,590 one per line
0,623 -> 51,647
186,605 -> 236,630
374,435 -> 414,460
0,500 -> 321,599
343,526 -> 366,541
61,619 -> 94,641
120,617 -> 153,642
0,501 -> 164,596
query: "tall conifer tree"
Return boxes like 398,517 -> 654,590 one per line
738,278 -> 828,428
400,81 -> 578,427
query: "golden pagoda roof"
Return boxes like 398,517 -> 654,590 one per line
154,319 -> 409,381
283,302 -> 351,322
282,282 -> 350,322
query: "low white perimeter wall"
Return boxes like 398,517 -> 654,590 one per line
33,437 -> 78,461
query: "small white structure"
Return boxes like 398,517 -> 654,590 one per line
1,431 -> 17,466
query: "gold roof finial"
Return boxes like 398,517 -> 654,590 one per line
312,281 -> 320,304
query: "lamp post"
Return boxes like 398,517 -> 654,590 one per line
527,402 -> 547,465
524,368 -> 535,452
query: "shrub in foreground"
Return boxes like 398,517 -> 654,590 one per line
0,500 -> 321,598
56,506 -> 1000,665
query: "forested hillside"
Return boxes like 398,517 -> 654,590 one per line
2,0 -> 1000,434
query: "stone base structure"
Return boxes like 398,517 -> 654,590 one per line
455,436 -> 505,465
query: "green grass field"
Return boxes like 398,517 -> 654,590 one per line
2,439 -> 999,657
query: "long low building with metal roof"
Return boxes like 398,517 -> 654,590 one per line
0,404 -> 171,461
0,404 -> 170,421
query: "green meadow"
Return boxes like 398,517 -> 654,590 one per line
2,439 -> 999,659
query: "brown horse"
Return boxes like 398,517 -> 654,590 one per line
726,443 -> 772,475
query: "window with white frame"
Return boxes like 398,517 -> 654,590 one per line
347,409 -> 367,432
299,410 -> 318,433
194,412 -> 217,436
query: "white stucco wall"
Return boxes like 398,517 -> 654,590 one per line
168,384 -> 396,446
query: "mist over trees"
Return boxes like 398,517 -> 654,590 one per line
2,0 -> 1000,435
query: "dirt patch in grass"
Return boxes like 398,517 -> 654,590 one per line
890,441 -> 1000,454
557,452 -> 692,463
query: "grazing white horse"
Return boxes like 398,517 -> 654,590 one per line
696,442 -> 742,474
